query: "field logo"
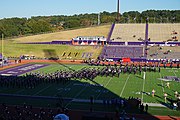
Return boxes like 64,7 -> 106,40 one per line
158,76 -> 180,82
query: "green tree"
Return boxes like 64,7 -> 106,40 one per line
63,19 -> 80,28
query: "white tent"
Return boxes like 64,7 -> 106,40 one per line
54,114 -> 69,120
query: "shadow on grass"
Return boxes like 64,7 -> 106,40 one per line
154,95 -> 162,99
135,75 -> 143,79
157,83 -> 164,88
141,91 -> 151,96
0,76 -> 160,119
43,49 -> 75,71
0,56 -> 162,119
167,93 -> 173,97
156,99 -> 172,109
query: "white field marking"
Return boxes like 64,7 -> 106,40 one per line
120,74 -> 131,97
64,66 -> 101,107
53,65 -> 85,97
149,107 -> 175,111
33,84 -> 52,96
34,64 -> 59,73
161,68 -> 179,69
95,77 -> 112,100
53,79 -> 77,97
141,72 -> 146,102
32,65 -> 61,96
15,89 -> 25,94
172,69 -> 177,76
143,72 -> 146,80
159,73 -> 164,93
64,84 -> 88,107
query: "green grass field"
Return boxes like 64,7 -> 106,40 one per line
0,63 -> 180,116
0,40 -> 102,59
0,24 -> 109,59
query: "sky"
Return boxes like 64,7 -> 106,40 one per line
0,0 -> 180,19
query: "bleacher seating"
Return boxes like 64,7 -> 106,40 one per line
111,23 -> 180,42
147,46 -> 180,59
149,24 -> 180,42
100,45 -> 144,59
111,24 -> 145,42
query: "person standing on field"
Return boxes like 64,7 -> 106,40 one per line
174,91 -> 178,98
164,93 -> 168,103
152,89 -> 155,97
166,82 -> 170,89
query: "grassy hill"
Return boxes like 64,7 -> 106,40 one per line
0,25 -> 110,59
0,40 -> 103,59
12,25 -> 111,43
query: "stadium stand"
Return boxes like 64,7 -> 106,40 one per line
110,23 -> 180,42
100,45 -> 144,60
111,24 -> 145,42
147,46 -> 180,60
148,24 -> 180,42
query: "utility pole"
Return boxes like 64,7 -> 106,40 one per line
1,33 -> 4,68
117,0 -> 120,22
98,13 -> 101,25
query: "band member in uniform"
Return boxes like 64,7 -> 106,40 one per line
164,93 -> 168,103
158,67 -> 161,72
166,82 -> 170,89
152,89 -> 155,97
174,91 -> 178,98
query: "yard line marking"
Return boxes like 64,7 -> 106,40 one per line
159,73 -> 164,93
53,65 -> 85,97
32,64 -> 59,73
172,69 -> 177,76
95,77 -> 112,100
53,80 -> 76,97
64,84 -> 88,107
143,72 -> 146,80
141,72 -> 146,102
15,89 -> 25,94
120,74 -> 130,97
64,66 -> 99,107
161,68 -> 178,69
33,84 -> 52,96
32,65 -> 61,96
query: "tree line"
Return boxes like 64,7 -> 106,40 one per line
0,10 -> 179,38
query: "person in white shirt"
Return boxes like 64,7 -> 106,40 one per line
164,93 -> 168,103
173,102 -> 177,110
174,91 -> 178,98
152,89 -> 155,97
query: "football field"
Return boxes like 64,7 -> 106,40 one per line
0,63 -> 180,116
15,63 -> 179,103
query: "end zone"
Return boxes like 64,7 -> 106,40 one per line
0,63 -> 49,76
